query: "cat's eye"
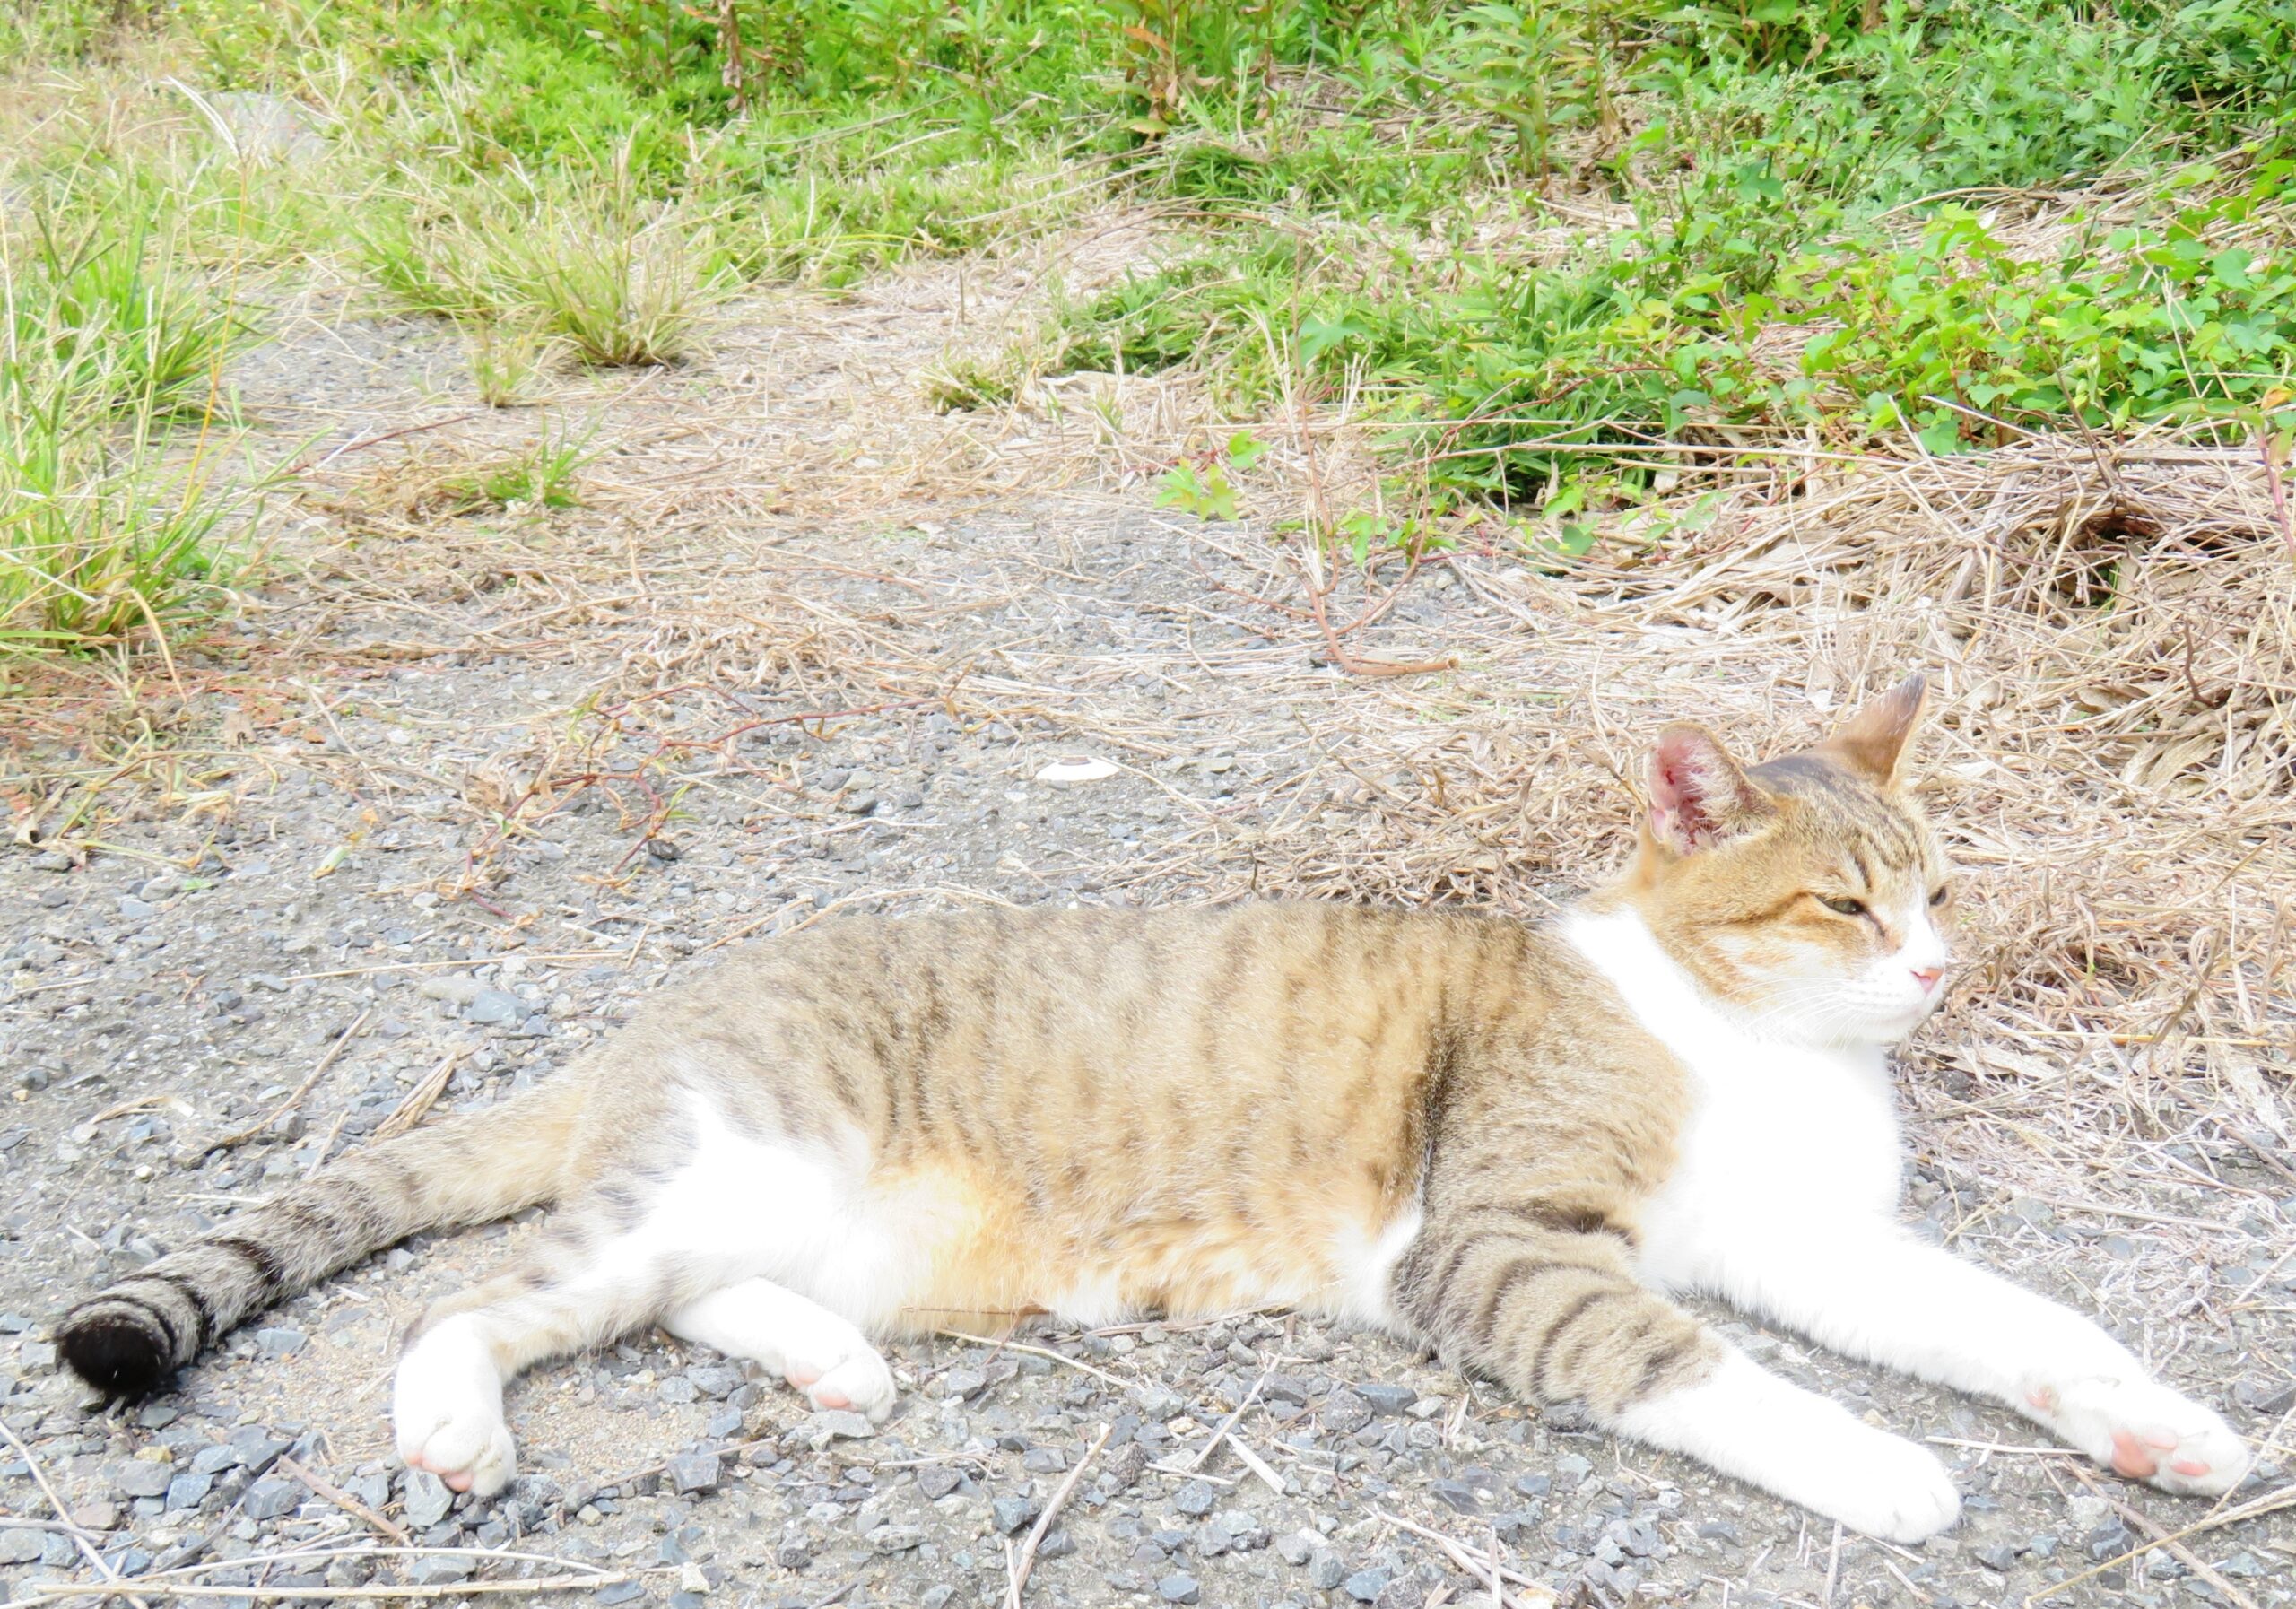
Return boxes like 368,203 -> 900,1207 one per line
1819,895 -> 1866,917
1928,885 -> 1950,907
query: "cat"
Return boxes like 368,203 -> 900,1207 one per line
56,674 -> 2249,1541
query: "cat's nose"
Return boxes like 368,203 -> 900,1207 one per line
1910,966 -> 1946,993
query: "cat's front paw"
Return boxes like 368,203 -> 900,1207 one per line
2039,1375 -> 2250,1498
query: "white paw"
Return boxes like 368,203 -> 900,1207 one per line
786,1337 -> 897,1422
2038,1374 -> 2251,1499
1620,1352 -> 1961,1543
1813,1422 -> 1965,1543
667,1281 -> 900,1424
394,1320 -> 517,1498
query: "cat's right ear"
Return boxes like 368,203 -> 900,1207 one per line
1646,724 -> 1774,857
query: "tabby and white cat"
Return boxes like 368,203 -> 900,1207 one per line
57,675 -> 2248,1540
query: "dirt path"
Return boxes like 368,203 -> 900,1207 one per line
1,249 -> 2290,1609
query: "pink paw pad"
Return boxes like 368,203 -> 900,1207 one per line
2110,1431 -> 2159,1479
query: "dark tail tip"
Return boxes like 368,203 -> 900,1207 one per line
57,1304 -> 176,1400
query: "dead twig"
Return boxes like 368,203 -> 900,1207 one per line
275,1456 -> 410,1545
374,1048 -> 465,1142
202,1009 -> 373,1155
1004,1422 -> 1111,1609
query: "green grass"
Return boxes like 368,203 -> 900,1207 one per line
0,168 -> 253,652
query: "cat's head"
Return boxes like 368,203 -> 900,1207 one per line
1622,674 -> 1954,1047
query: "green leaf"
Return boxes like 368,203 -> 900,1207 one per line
1917,417 -> 1962,455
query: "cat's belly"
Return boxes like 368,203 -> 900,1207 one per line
648,1096 -> 1424,1337
860,1161 -> 1423,1335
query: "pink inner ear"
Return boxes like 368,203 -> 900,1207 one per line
1651,749 -> 1713,847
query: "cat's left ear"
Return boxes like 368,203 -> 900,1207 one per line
1820,673 -> 1929,786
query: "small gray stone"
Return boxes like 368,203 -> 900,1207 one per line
801,1409 -> 875,1448
685,1364 -> 740,1398
773,1531 -> 813,1569
407,1554 -> 475,1585
870,1524 -> 926,1552
164,1473 -> 213,1510
403,1470 -> 455,1528
2219,1552 -> 2267,1579
665,1453 -> 720,1495
0,1530 -> 44,1565
255,1327 -> 306,1357
1343,1566 -> 1392,1602
1357,1383 -> 1417,1415
1277,1530 -> 1316,1566
1171,1479 -> 1215,1517
1308,1545 -> 1346,1590
117,1463 -> 173,1500
465,989 -> 526,1026
593,1583 -> 645,1605
992,1495 -> 1039,1534
243,1477 -> 300,1521
1970,1541 -> 2022,1572
117,897 -> 158,920
1320,1389 -> 1370,1434
1430,1477 -> 1483,1513
916,1465 -> 962,1500
1158,1573 -> 1201,1605
920,1587 -> 956,1609
1135,1385 -> 1186,1419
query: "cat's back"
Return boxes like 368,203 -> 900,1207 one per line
612,899 -> 1564,1136
664,896 -> 1540,1051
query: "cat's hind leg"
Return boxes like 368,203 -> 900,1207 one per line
393,1208 -> 715,1496
664,1278 -> 896,1421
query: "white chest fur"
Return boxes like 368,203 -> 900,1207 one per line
1561,908 -> 1909,1296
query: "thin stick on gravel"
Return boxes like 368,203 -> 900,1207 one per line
938,1328 -> 1131,1388
1221,1427 -> 1286,1495
1004,1422 -> 1110,1609
0,1414 -> 152,1609
1370,1509 -> 1557,1605
1821,1520 -> 1842,1606
274,1456 -> 410,1545
205,1008 -> 372,1153
2061,1465 -> 2263,1609
375,1047 -> 465,1141
10,1572 -> 632,1605
1186,1367 -> 1267,1471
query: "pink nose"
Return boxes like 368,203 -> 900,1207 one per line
1911,967 -> 1946,993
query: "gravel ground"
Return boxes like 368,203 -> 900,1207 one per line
0,275 -> 2290,1609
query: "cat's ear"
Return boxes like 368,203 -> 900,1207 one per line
1646,724 -> 1774,857
1820,673 -> 1929,786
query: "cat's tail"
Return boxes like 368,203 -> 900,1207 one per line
57,1072 -> 589,1399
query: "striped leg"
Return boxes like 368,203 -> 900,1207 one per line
1393,1209 -> 1961,1543
393,1205 -> 714,1496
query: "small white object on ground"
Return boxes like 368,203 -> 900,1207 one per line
1035,757 -> 1119,785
